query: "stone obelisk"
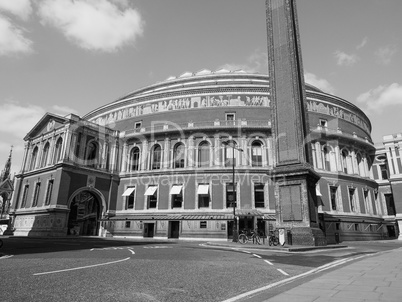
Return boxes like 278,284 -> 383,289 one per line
266,0 -> 326,246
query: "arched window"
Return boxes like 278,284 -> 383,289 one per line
151,145 -> 162,170
129,147 -> 140,171
356,153 -> 364,176
54,138 -> 63,163
322,146 -> 331,171
198,141 -> 210,168
41,142 -> 50,167
85,141 -> 98,167
341,149 -> 349,174
251,141 -> 263,167
173,143 -> 185,168
30,147 -> 38,171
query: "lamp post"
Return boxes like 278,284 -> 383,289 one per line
222,140 -> 243,242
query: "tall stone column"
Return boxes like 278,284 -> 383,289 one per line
266,0 -> 326,246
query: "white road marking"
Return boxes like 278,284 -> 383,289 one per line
277,269 -> 289,276
128,249 -> 135,254
264,260 -> 273,265
33,257 -> 130,276
252,254 -> 262,259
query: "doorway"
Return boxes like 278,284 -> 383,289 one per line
67,191 -> 100,236
144,223 -> 155,237
168,221 -> 180,238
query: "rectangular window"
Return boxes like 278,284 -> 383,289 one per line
122,186 -> 135,209
226,183 -> 237,208
385,194 -> 396,215
226,113 -> 235,121
349,188 -> 355,212
197,184 -> 210,208
254,183 -> 265,208
330,186 -> 337,211
354,223 -> 359,231
125,221 -> 131,228
200,221 -> 207,229
380,164 -> 388,179
32,182 -> 41,207
45,179 -> 54,206
335,223 -> 340,230
170,185 -> 183,208
144,186 -> 158,209
319,119 -> 328,127
21,185 -> 29,208
364,190 -> 370,214
134,122 -> 142,129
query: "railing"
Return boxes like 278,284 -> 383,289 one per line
311,126 -> 374,146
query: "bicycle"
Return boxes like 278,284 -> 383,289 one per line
238,229 -> 261,245
268,230 -> 280,246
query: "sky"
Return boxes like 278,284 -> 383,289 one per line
0,0 -> 401,176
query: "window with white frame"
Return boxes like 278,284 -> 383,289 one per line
251,141 -> 263,167
198,141 -> 210,168
254,183 -> 265,208
226,183 -> 237,208
330,186 -> 338,211
122,186 -> 135,209
144,185 -> 158,208
30,147 -> 38,171
21,185 -> 29,208
41,142 -> 50,167
173,143 -> 185,168
319,119 -> 328,128
32,182 -> 41,207
348,188 -> 356,212
170,185 -> 183,208
197,184 -> 210,208
44,179 -> 53,206
151,145 -> 162,170
129,147 -> 140,171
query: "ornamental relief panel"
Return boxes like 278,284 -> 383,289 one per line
92,94 -> 270,126
306,100 -> 370,133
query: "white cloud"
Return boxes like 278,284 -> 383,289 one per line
0,101 -> 45,139
375,45 -> 397,65
356,83 -> 402,113
304,72 -> 335,95
334,50 -> 359,66
219,49 -> 268,74
0,0 -> 32,21
0,15 -> 33,56
52,105 -> 78,116
37,0 -> 144,52
356,37 -> 368,50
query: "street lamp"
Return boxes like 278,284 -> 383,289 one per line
222,140 -> 243,242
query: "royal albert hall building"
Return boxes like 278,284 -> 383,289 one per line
9,69 -> 396,243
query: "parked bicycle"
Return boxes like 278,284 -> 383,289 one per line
238,229 -> 261,245
268,230 -> 280,246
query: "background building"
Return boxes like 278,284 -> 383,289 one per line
7,70 -> 398,242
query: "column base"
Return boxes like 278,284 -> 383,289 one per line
289,227 -> 327,246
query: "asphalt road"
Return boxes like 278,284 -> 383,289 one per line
1,237 -> 402,302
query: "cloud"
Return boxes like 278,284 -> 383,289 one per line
219,49 -> 268,74
52,105 -> 78,116
304,72 -> 335,95
334,50 -> 359,66
375,45 -> 397,65
37,0 -> 144,52
0,0 -> 33,21
356,37 -> 368,50
356,83 -> 402,113
0,15 -> 33,56
0,101 -> 45,139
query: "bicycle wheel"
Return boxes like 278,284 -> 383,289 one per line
238,234 -> 248,244
254,235 -> 261,245
272,237 -> 279,246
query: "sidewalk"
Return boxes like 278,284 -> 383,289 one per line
264,247 -> 402,302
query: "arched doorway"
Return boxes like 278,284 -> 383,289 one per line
67,191 -> 100,236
